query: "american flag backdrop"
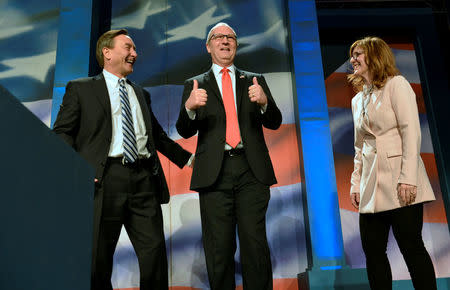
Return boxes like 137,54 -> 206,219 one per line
0,0 -> 58,127
1,0 -> 449,289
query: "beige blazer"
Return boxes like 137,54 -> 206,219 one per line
350,75 -> 435,213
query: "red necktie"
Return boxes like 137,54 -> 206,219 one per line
221,68 -> 241,148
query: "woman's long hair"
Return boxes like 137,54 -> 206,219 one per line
347,36 -> 399,91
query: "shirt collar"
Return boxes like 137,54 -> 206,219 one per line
212,63 -> 236,77
103,69 -> 127,87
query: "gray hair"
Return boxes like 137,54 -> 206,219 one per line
206,22 -> 237,44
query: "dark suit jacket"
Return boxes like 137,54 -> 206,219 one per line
176,68 -> 282,191
53,73 -> 191,203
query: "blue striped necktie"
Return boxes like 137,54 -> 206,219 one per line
119,79 -> 138,163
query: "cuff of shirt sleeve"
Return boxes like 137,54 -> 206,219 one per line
186,154 -> 195,167
260,103 -> 268,113
186,107 -> 196,120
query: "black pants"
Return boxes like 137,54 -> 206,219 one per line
359,203 -> 436,290
199,153 -> 273,290
91,158 -> 168,290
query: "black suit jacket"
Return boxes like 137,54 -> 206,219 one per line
53,73 -> 191,204
176,68 -> 282,191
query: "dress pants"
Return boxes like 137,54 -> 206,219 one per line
199,152 -> 273,290
91,158 -> 168,290
359,203 -> 436,290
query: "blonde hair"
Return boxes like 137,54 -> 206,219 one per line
347,36 -> 399,91
96,29 -> 129,68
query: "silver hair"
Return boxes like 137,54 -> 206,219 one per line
206,22 -> 238,45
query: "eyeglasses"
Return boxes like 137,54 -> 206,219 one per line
351,51 -> 364,60
209,33 -> 237,42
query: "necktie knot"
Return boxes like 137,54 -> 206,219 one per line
119,78 -> 126,86
221,67 -> 229,74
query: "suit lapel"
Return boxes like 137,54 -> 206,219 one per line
91,74 -> 112,119
204,68 -> 245,113
204,69 -> 222,104
366,86 -> 387,118
235,68 -> 246,113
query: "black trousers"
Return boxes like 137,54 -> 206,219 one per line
199,152 -> 273,290
359,203 -> 436,290
91,158 -> 168,290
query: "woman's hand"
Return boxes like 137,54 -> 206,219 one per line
350,192 -> 360,210
397,183 -> 417,206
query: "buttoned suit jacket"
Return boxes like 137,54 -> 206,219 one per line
350,75 -> 435,213
176,68 -> 282,191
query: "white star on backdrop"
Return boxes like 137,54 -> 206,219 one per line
158,5 -> 231,45
0,25 -> 34,40
112,2 -> 171,30
237,20 -> 286,54
0,50 -> 56,83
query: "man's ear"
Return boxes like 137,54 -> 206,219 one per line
103,47 -> 110,61
206,43 -> 211,54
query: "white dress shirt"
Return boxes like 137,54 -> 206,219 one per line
186,64 -> 244,149
103,69 -> 150,158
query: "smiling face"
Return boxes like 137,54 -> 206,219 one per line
350,45 -> 371,84
206,25 -> 237,68
103,34 -> 137,78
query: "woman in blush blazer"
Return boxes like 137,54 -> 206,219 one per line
348,36 -> 436,290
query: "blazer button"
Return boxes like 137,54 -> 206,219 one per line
374,149 -> 377,153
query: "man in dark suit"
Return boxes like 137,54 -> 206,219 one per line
53,29 -> 192,290
176,22 -> 282,290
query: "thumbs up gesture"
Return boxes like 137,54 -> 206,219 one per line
248,77 -> 267,106
185,79 -> 208,110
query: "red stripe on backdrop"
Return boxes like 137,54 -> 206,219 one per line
334,152 -> 447,223
237,278 -> 299,290
157,137 -> 197,195
264,124 -> 302,187
157,124 -> 302,196
422,153 -> 448,223
388,43 -> 415,50
325,73 -> 426,114
325,73 -> 355,108
410,83 -> 427,114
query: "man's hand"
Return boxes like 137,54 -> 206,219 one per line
185,79 -> 208,110
350,192 -> 360,210
397,183 -> 417,206
248,77 -> 268,106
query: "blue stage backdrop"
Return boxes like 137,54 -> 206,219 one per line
1,0 -> 449,289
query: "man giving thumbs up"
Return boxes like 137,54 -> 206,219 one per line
176,22 -> 282,290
